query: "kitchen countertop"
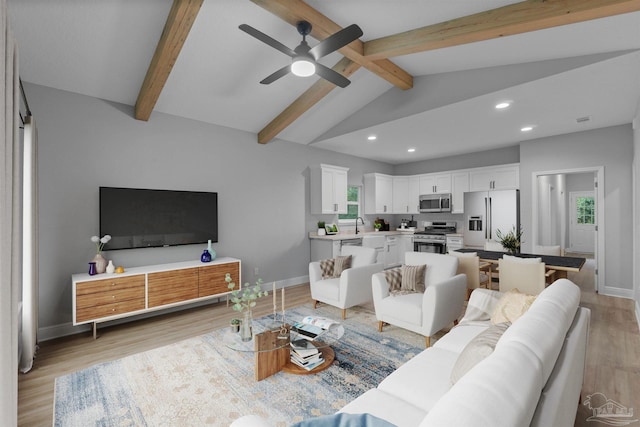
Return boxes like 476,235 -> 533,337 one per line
308,230 -> 412,240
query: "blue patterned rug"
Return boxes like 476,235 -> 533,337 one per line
53,304 -> 424,427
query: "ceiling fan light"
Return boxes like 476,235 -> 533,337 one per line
291,58 -> 315,77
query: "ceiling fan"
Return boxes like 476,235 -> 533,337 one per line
239,20 -> 363,88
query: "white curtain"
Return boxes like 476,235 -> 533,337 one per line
20,115 -> 37,373
0,0 -> 21,423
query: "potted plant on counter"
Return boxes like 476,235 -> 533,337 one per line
317,221 -> 326,236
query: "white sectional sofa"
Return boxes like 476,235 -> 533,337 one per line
339,278 -> 590,427
231,278 -> 590,427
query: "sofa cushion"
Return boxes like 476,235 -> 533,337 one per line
377,347 -> 459,413
379,293 -> 423,325
497,280 -> 580,384
421,341 -> 543,427
491,288 -> 536,324
433,324 -> 489,354
320,258 -> 335,279
311,277 -> 340,301
333,255 -> 352,278
450,322 -> 511,384
339,389 -> 427,427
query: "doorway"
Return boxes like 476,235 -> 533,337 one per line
532,167 -> 603,292
569,191 -> 595,253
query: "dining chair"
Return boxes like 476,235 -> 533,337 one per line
533,245 -> 562,283
498,255 -> 554,295
449,251 -> 491,298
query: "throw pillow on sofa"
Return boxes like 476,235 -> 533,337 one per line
491,288 -> 537,324
384,267 -> 403,293
333,255 -> 353,278
450,321 -> 511,384
401,264 -> 427,293
319,258 -> 335,279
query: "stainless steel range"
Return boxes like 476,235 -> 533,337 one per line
414,221 -> 457,254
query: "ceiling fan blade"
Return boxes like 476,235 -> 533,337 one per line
315,63 -> 351,88
239,24 -> 296,58
309,24 -> 363,60
260,65 -> 291,85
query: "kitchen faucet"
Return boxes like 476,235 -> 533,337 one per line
355,217 -> 365,234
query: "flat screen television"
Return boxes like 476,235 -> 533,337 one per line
99,187 -> 218,250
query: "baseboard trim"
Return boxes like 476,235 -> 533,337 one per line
38,278 -> 310,342
635,300 -> 640,334
600,285 -> 634,299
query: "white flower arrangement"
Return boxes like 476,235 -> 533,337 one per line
91,234 -> 111,254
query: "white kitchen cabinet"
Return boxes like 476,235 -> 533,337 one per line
392,176 -> 420,214
419,173 -> 451,195
364,173 -> 393,214
399,234 -> 414,259
451,171 -> 469,214
310,164 -> 349,214
385,235 -> 401,268
469,164 -> 519,192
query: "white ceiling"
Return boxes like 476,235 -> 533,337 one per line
8,1 -> 640,164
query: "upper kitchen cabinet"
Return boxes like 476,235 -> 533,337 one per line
392,176 -> 420,214
469,164 -> 520,192
310,164 -> 349,214
364,173 -> 393,214
419,173 -> 451,195
451,171 -> 469,214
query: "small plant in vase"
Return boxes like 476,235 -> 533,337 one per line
226,273 -> 269,341
90,234 -> 111,274
495,226 -> 523,254
374,222 -> 382,232
230,318 -> 241,333
317,221 -> 326,236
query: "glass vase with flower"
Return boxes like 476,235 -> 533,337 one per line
226,274 -> 268,342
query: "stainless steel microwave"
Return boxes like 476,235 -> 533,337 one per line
419,193 -> 452,213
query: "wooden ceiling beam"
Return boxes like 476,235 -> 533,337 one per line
135,0 -> 204,121
249,0 -> 413,90
364,0 -> 640,60
258,57 -> 361,144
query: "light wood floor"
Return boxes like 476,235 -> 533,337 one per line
18,269 -> 640,426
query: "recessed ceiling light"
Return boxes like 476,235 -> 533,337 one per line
495,102 -> 511,109
367,135 -> 377,141
407,148 -> 416,153
521,126 -> 534,132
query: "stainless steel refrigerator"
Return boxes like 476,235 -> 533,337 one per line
463,189 -> 520,249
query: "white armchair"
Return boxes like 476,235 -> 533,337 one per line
309,245 -> 383,319
372,252 -> 467,347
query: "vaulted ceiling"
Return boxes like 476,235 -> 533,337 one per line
8,0 -> 640,164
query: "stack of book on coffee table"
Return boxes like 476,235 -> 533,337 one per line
290,339 -> 324,371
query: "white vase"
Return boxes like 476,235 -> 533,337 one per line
318,228 -> 326,236
106,260 -> 115,274
92,253 -> 107,274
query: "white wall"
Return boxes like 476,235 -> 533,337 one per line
26,83 -> 393,337
520,124 -> 634,293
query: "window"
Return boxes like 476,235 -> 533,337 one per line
576,196 -> 595,224
338,186 -> 361,223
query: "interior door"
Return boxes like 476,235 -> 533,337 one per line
570,191 -> 595,253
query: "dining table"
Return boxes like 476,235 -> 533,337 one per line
455,248 -> 586,279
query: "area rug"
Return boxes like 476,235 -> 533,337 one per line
53,304 -> 425,427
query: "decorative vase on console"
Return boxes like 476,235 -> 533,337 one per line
201,249 -> 212,263
90,234 -> 111,274
106,260 -> 115,274
207,239 -> 216,261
